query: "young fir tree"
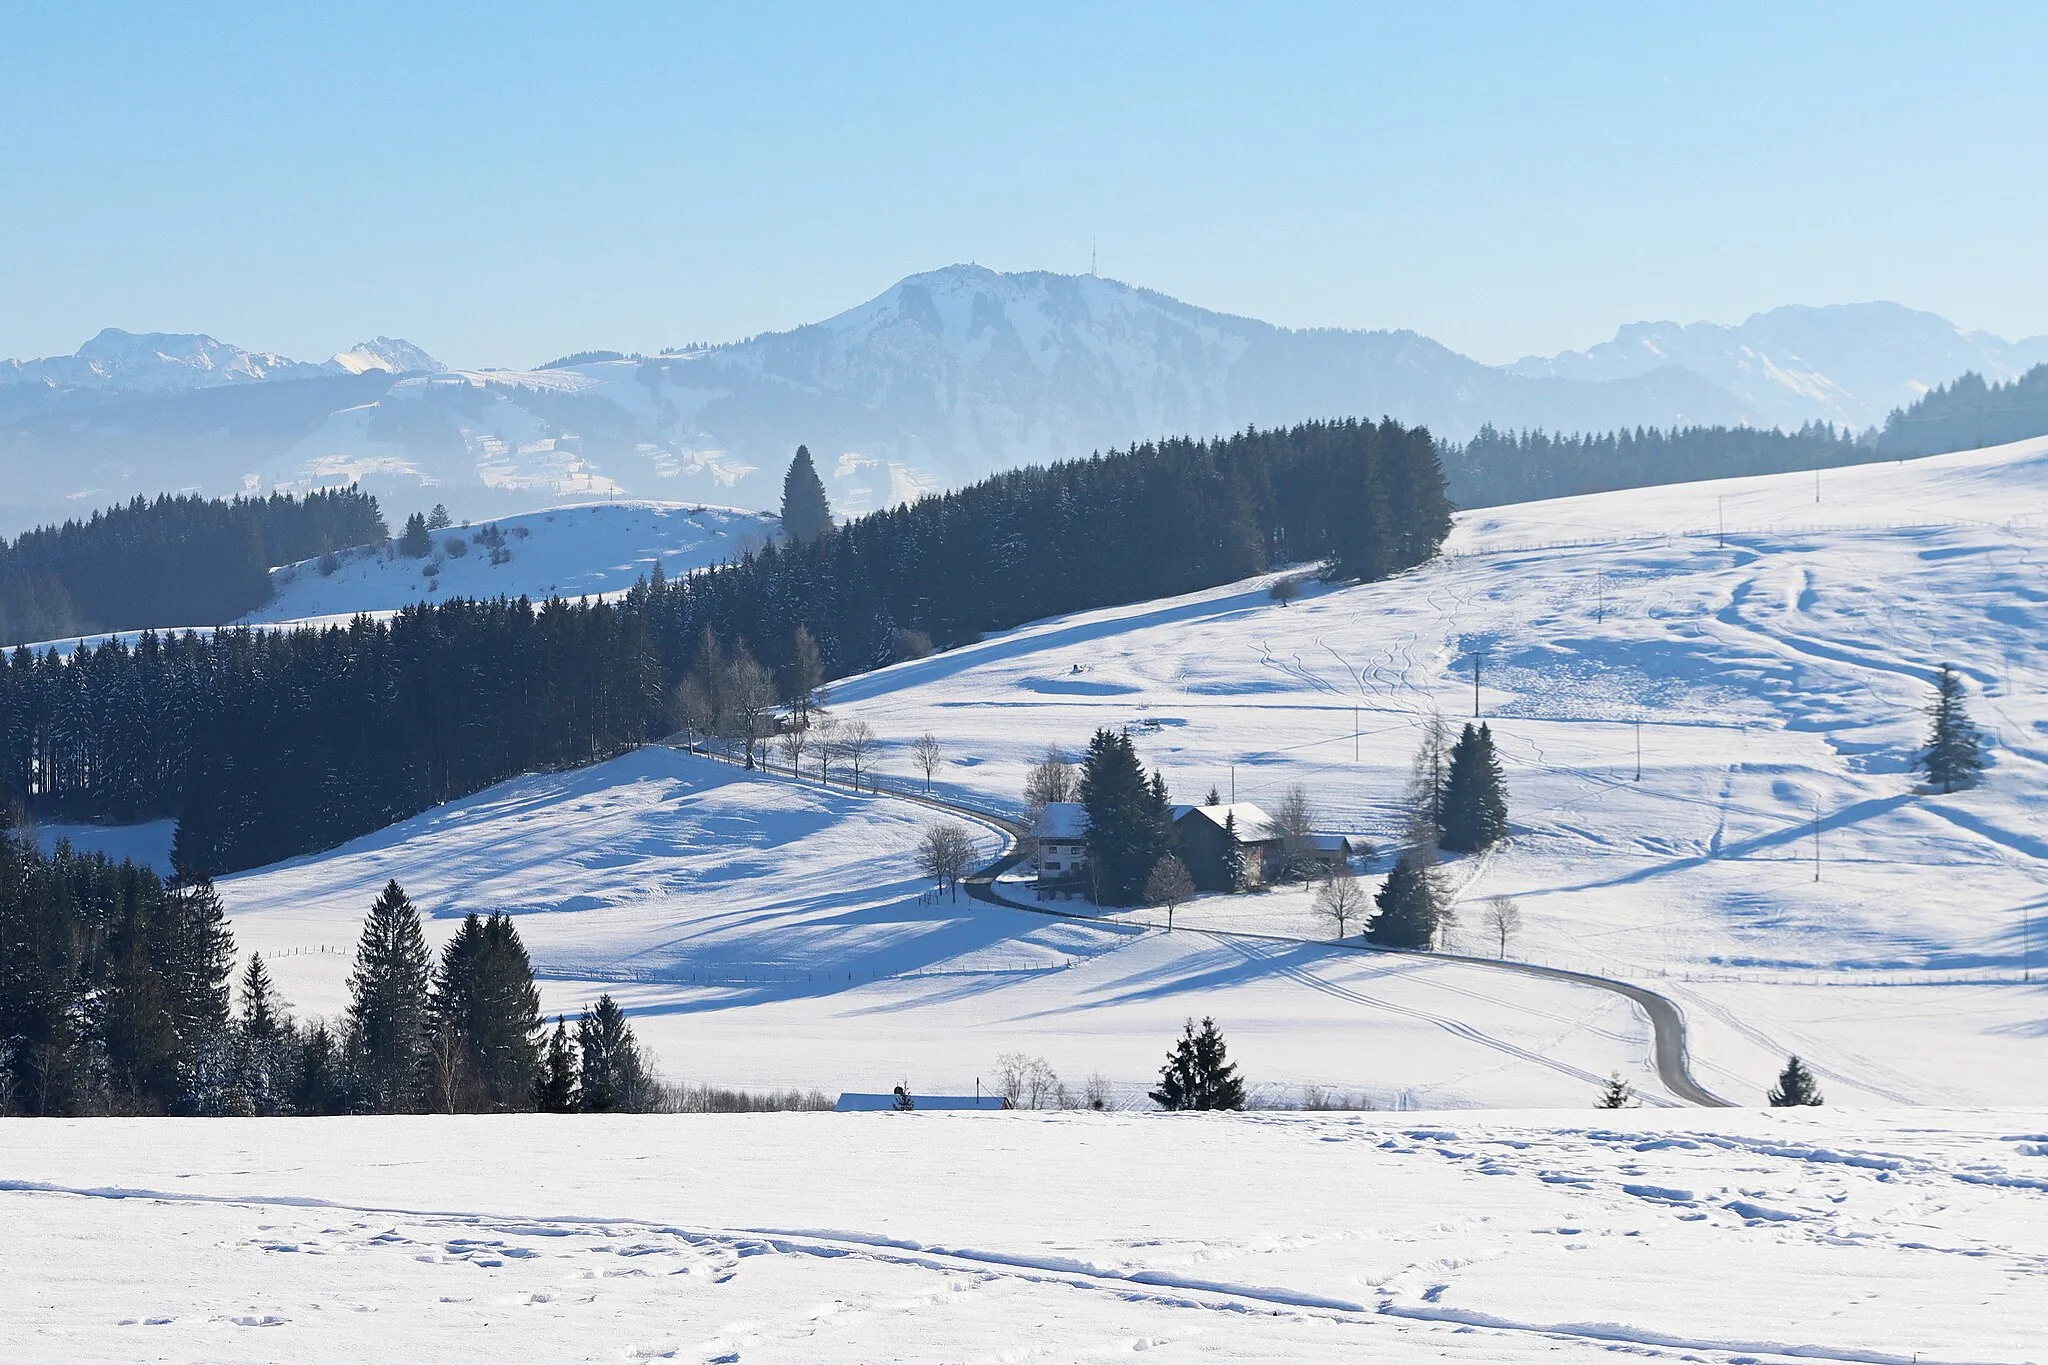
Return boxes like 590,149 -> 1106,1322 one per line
430,912 -> 542,1112
1079,729 -> 1173,905
346,880 -> 433,1113
1596,1073 -> 1635,1109
1767,1054 -> 1824,1107
1366,855 -> 1441,948
1918,663 -> 1986,794
533,1016 -> 578,1112
398,512 -> 432,558
235,952 -> 295,1116
576,994 -> 650,1113
292,1021 -> 347,1116
1221,810 -> 1251,892
780,445 -> 834,544
1148,1016 -> 1246,1111
1438,722 -> 1509,852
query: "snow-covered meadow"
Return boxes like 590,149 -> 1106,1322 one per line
4,1107 -> 2043,1363
247,501 -> 777,624
44,438 -> 2048,1110
821,437 -> 2048,1106
221,748 -> 1669,1110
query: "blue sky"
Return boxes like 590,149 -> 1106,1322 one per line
4,2 -> 2044,368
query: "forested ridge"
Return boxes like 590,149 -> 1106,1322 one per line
2,419 -> 1451,876
0,486 -> 386,646
1441,364 -> 2048,509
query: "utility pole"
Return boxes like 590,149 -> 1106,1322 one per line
1353,705 -> 1359,762
1718,495 -> 1727,548
1635,718 -> 1643,782
1472,648 -> 1485,719
1229,763 -> 1235,804
1813,800 -> 1822,882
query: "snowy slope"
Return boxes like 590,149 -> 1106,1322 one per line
192,437 -> 2048,1111
221,747 -> 1669,1110
246,501 -> 777,622
5,1108 -> 2043,1363
815,435 -> 2048,1107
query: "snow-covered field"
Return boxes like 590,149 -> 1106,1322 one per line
247,501 -> 776,623
5,1107 -> 2043,1363
223,748 -> 1669,1110
821,437 -> 2048,1107
46,439 -> 2048,1110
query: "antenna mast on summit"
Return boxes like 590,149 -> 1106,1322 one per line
1091,238 -> 1098,277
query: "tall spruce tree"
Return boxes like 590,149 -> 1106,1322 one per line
1148,1016 -> 1246,1111
780,446 -> 834,544
576,994 -> 650,1113
1439,722 -> 1509,852
1079,729 -> 1174,905
429,912 -> 542,1112
1918,663 -> 1986,794
1367,855 -> 1441,949
346,880 -> 432,1113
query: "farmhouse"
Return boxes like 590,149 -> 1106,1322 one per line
1171,802 -> 1283,892
1032,801 -> 1089,895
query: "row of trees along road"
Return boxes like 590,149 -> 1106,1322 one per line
3,418 -> 1452,876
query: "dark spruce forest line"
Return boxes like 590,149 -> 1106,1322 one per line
1439,360 -> 2048,508
0,486 -> 386,646
3,419 -> 1451,875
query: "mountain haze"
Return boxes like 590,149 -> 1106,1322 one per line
2,270 -> 2038,533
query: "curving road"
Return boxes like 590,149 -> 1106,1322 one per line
673,743 -> 1735,1108
910,787 -> 1734,1108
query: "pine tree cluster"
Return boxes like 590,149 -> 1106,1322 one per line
0,486 -> 386,646
1078,728 -> 1175,905
4,420 -> 1453,875
0,827 -> 652,1117
1442,422 -> 1866,510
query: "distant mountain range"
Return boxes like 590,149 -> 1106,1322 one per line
3,267 -> 2042,535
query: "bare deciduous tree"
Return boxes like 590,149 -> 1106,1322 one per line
1483,895 -> 1522,958
812,714 -> 841,785
994,1052 -> 1062,1110
1272,783 -> 1316,882
916,821 -> 977,901
1268,575 -> 1303,607
912,732 -> 943,793
840,719 -> 877,789
777,716 -> 808,775
671,674 -> 714,752
722,649 -> 777,770
1144,853 -> 1196,931
1407,713 -> 1452,849
1023,745 -> 1075,820
1314,865 -> 1366,939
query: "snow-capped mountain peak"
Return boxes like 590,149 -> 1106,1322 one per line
0,327 -> 323,392
329,336 -> 441,375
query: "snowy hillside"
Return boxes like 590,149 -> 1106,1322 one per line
246,501 -> 776,624
5,1108 -> 2043,1362
160,436 -> 2048,1112
221,747 -> 1666,1110
812,435 -> 2048,1107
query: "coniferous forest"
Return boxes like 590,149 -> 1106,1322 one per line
0,486 -> 387,646
1440,422 -> 1868,509
1,419 -> 1452,876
